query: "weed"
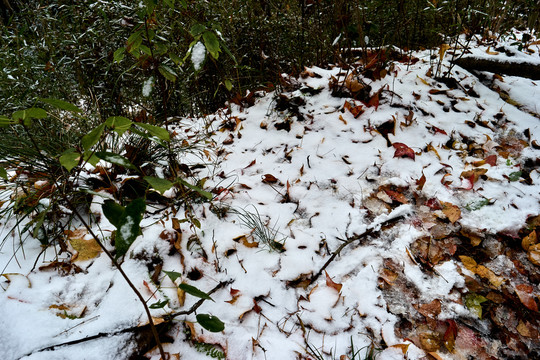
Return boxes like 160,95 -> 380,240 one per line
230,206 -> 285,252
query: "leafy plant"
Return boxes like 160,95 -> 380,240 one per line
230,206 -> 285,252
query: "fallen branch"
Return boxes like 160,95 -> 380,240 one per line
308,207 -> 410,286
451,56 -> 540,80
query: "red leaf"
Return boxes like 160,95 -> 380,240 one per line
515,284 -> 539,312
443,319 -> 458,352
325,271 -> 343,293
485,154 -> 497,166
393,143 -> 415,160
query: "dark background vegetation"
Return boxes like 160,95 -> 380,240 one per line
1,0 -> 539,123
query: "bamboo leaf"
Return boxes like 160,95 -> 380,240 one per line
59,148 -> 80,172
202,31 -> 220,59
178,283 -> 214,301
39,98 -> 81,112
95,151 -> 137,170
177,178 -> 212,200
82,123 -> 106,151
196,314 -> 224,332
105,116 -> 132,136
144,176 -> 173,194
135,123 -> 170,142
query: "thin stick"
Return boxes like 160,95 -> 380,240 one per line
308,214 -> 405,286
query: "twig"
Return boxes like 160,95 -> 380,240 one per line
308,214 -> 406,286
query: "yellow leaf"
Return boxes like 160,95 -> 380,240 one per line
528,243 -> 540,266
485,46 -> 499,55
441,202 -> 461,223
69,234 -> 102,262
522,230 -> 537,251
416,75 -> 429,86
476,265 -> 504,287
390,343 -> 410,354
439,44 -> 450,60
459,255 -> 477,272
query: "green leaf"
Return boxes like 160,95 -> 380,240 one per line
95,151 -> 137,170
59,148 -> 80,172
163,0 -> 175,8
177,178 -> 213,200
114,198 -> 146,258
113,47 -> 126,63
202,31 -> 220,59
163,270 -> 182,282
127,30 -> 143,52
196,314 -> 224,332
13,108 -> 48,122
224,79 -> 233,91
158,64 -> 177,82
83,151 -> 101,167
105,116 -> 132,136
465,293 -> 488,319
39,98 -> 81,112
149,299 -> 169,309
82,123 -> 106,151
169,53 -> 182,65
144,176 -> 173,194
508,171 -> 522,182
178,283 -> 214,301
0,115 -> 16,128
190,24 -> 206,37
465,198 -> 490,211
0,166 -> 7,180
136,123 -> 170,142
102,200 -> 125,228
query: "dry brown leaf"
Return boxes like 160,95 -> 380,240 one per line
517,320 -> 539,338
390,344 -> 410,354
338,115 -> 347,125
428,352 -> 444,360
262,174 -> 279,184
380,268 -> 398,285
528,243 -> 540,266
485,46 -> 499,55
325,271 -> 343,293
419,331 -> 441,352
522,230 -> 537,251
441,202 -> 461,223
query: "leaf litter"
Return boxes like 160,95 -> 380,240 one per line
1,31 -> 540,359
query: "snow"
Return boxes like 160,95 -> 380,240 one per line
191,42 -> 206,71
2,30 -> 540,359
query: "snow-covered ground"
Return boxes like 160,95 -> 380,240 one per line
1,31 -> 540,360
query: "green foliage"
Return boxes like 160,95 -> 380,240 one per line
178,283 -> 214,301
102,198 -> 146,259
231,206 -> 286,252
196,314 -> 225,333
193,342 -> 225,359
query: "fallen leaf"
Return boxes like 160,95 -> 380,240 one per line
416,172 -> 426,190
419,331 -> 441,352
416,75 -> 430,86
68,236 -> 102,262
459,255 -> 478,272
517,320 -> 539,338
460,168 -> 487,188
262,174 -> 279,184
522,230 -> 537,251
338,115 -> 347,124
514,284 -> 538,312
441,202 -> 461,223
528,243 -> 540,266
380,268 -> 398,285
325,271 -> 343,293
393,142 -> 415,160
443,319 -> 458,353
344,101 -> 364,118
390,343 -> 410,354
485,46 -> 499,55
465,293 -> 488,318
475,265 -> 504,287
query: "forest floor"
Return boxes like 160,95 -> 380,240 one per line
1,30 -> 540,360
